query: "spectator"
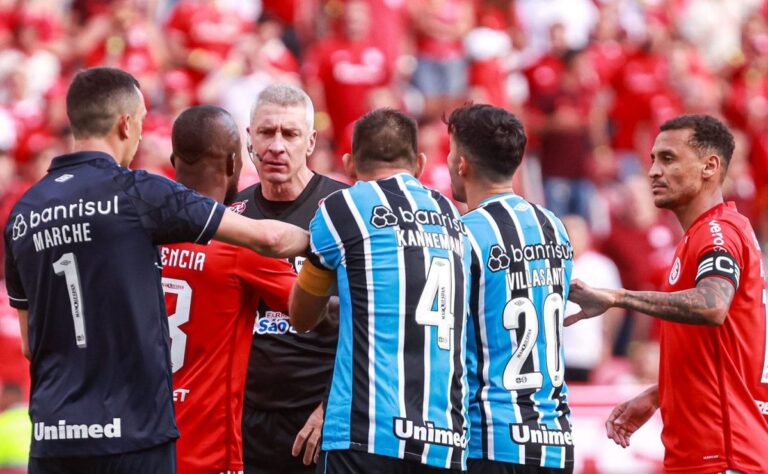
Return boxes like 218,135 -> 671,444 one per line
562,214 -> 623,383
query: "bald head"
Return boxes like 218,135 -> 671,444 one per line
171,105 -> 243,204
172,105 -> 240,164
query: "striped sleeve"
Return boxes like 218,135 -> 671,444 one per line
307,194 -> 344,270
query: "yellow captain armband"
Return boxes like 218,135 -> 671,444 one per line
296,260 -> 335,297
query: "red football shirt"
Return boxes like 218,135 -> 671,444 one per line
659,202 -> 768,473
160,241 -> 296,474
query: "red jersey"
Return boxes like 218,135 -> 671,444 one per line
160,241 -> 296,474
659,202 -> 768,473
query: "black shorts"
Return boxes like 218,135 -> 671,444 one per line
28,440 -> 175,474
468,459 -> 573,474
317,450 -> 462,474
243,404 -> 317,474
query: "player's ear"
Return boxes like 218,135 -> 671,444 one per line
413,152 -> 427,179
117,114 -> 131,140
702,153 -> 720,180
226,152 -> 235,177
342,153 -> 356,180
458,155 -> 469,177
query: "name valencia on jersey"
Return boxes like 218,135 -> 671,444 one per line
11,196 -> 119,252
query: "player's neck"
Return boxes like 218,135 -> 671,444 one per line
674,188 -> 724,231
466,179 -> 515,211
260,167 -> 314,201
356,167 -> 414,182
72,138 -> 122,164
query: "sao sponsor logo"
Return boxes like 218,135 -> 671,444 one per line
255,311 -> 297,335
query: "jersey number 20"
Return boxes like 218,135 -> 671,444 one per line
502,293 -> 565,391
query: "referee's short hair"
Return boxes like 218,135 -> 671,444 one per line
66,67 -> 141,139
446,104 -> 527,182
352,108 -> 418,173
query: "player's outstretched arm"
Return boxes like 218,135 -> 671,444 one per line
565,279 -> 618,325
565,277 -> 734,326
214,210 -> 309,258
606,384 -> 659,448
17,309 -> 30,360
291,402 -> 324,465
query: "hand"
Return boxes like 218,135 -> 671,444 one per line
291,403 -> 324,465
605,388 -> 658,448
564,279 -> 618,326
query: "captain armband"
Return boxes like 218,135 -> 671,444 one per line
695,250 -> 741,288
296,259 -> 336,297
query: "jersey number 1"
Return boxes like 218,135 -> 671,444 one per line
53,252 -> 86,348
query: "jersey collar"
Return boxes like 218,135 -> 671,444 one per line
477,192 -> 520,209
48,151 -> 116,171
687,201 -> 736,233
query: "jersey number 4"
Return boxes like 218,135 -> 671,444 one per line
502,293 -> 565,391
416,257 -> 456,350
162,277 -> 192,373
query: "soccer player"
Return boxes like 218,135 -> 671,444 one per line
566,115 -> 768,473
161,105 -> 298,474
3,67 -> 307,474
235,84 -> 347,473
445,104 -> 575,473
289,108 -> 471,473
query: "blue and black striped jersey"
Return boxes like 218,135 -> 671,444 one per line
307,173 -> 471,470
464,193 -> 574,469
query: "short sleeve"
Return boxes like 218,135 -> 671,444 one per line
306,199 -> 343,271
4,222 -> 28,310
236,249 -> 296,313
117,170 -> 225,245
688,218 -> 743,288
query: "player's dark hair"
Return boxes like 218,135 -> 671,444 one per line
446,104 -> 527,181
172,105 -> 238,164
66,67 -> 141,139
659,115 -> 735,173
352,108 -> 418,172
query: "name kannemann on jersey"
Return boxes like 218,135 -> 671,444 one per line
34,418 -> 122,441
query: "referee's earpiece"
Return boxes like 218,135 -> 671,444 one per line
246,130 -> 254,162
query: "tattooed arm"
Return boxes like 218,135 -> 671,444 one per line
566,277 -> 735,326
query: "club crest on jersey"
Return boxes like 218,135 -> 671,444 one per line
370,205 -> 398,228
487,245 -> 511,272
255,311 -> 297,335
12,214 -> 27,240
229,200 -> 248,215
669,257 -> 681,285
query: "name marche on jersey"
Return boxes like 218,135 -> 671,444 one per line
11,195 -> 120,252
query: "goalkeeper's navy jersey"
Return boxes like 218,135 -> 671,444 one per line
463,193 -> 574,469
307,173 -> 471,470
3,151 -> 225,458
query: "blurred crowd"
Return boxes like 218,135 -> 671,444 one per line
1,1 -> 768,462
